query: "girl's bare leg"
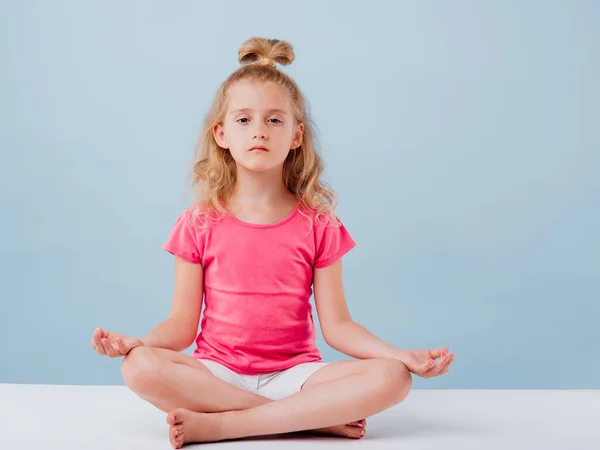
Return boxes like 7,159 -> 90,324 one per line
121,346 -> 269,413
121,346 -> 366,439
166,357 -> 413,448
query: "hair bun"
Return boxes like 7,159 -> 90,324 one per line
238,37 -> 294,68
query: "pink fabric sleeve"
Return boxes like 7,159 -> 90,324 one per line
313,218 -> 357,268
161,210 -> 203,264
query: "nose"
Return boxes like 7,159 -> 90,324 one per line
253,122 -> 268,140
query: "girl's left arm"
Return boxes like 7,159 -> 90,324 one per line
313,259 -> 407,361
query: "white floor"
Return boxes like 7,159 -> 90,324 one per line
1,384 -> 598,449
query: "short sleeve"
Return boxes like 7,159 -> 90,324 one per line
161,209 -> 204,265
313,217 -> 357,269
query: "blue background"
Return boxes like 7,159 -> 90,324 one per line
1,0 -> 598,389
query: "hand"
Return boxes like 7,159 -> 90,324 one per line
396,347 -> 455,378
91,327 -> 143,358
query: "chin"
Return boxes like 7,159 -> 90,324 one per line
236,160 -> 284,173
236,154 -> 287,173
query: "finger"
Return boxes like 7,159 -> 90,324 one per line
100,338 -> 113,356
421,353 -> 450,377
441,354 -> 455,373
439,362 -> 451,375
107,339 -> 123,358
440,353 -> 454,371
93,331 -> 107,356
91,327 -> 99,341
101,338 -> 119,358
421,359 -> 436,372
429,353 -> 454,376
429,347 -> 449,359
92,328 -> 103,347
414,360 -> 436,378
115,338 -> 128,355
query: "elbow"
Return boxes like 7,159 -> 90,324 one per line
179,335 -> 197,352
322,319 -> 352,348
169,333 -> 196,352
172,341 -> 193,353
322,326 -> 336,347
168,317 -> 198,352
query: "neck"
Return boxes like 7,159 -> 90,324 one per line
230,165 -> 293,208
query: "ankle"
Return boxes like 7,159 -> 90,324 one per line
216,409 -> 245,441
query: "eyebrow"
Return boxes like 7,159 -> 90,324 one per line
229,108 -> 289,116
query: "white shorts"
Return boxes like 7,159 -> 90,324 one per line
198,359 -> 329,401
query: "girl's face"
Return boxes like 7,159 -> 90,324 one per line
213,80 -> 303,173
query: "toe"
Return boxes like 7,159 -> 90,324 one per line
346,426 -> 362,439
168,409 -> 184,425
170,425 -> 184,449
351,421 -> 367,439
357,426 -> 366,439
174,434 -> 184,449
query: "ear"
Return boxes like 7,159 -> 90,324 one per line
291,122 -> 304,149
213,123 -> 228,149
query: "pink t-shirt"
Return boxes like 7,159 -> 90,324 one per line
161,202 -> 356,375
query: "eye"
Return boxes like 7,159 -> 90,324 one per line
236,117 -> 250,124
268,118 -> 282,124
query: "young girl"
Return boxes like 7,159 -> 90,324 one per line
91,37 -> 455,448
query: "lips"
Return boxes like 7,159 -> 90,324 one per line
250,146 -> 268,152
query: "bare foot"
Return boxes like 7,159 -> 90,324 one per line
167,408 -> 225,448
310,419 -> 367,439
166,408 -> 367,448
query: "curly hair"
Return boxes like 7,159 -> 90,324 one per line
188,37 -> 338,227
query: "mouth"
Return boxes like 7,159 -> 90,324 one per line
250,146 -> 269,152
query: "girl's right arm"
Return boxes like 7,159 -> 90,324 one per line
139,256 -> 205,351
92,256 -> 204,357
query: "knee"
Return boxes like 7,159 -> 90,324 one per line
121,346 -> 161,393
373,358 -> 412,403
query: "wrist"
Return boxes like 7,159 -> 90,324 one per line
389,348 -> 408,362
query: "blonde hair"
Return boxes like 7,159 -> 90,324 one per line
189,37 -> 338,226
